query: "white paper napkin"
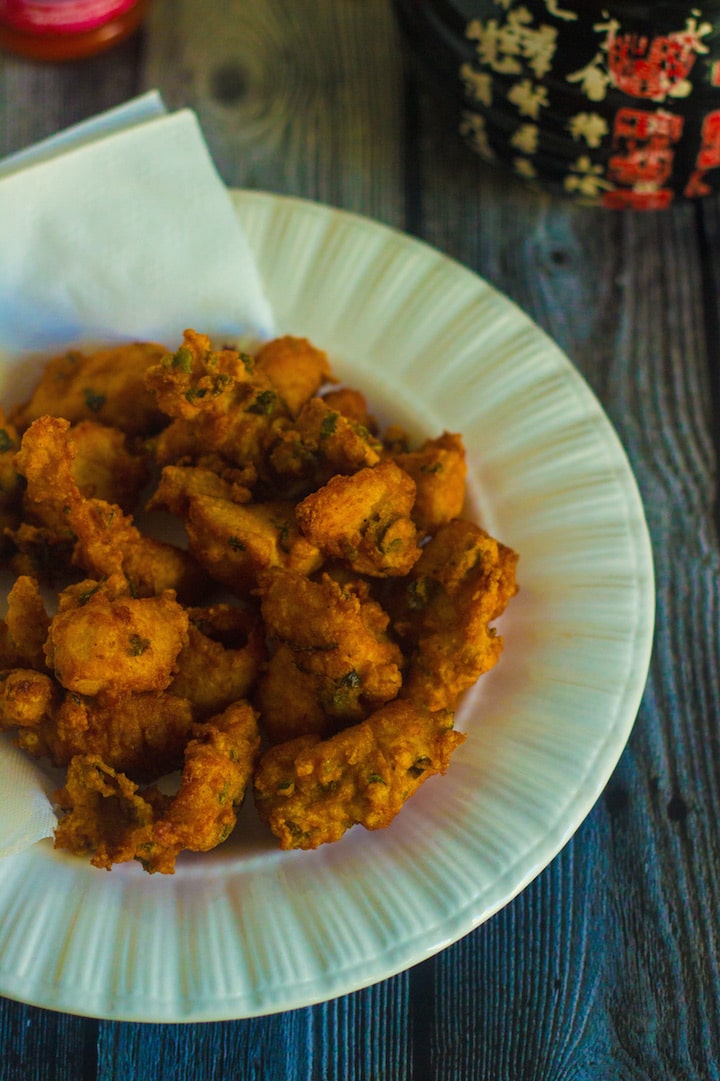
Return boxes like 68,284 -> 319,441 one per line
0,92 -> 276,858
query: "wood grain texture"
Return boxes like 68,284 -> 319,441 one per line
389,37 -> 720,1081
0,35 -> 144,156
95,975 -> 411,1081
143,0 -> 406,228
2,1 -> 720,1078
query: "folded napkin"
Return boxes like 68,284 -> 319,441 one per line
0,92 -> 275,859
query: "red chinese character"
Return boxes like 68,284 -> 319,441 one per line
603,189 -> 675,210
602,107 -> 683,209
604,22 -> 705,101
685,110 -> 720,197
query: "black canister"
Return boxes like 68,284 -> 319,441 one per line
393,0 -> 720,206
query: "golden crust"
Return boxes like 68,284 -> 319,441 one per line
1,330 -> 518,872
254,699 -> 465,849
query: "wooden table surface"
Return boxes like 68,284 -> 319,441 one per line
1,3 -> 720,1079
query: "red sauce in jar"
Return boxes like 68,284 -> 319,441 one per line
0,0 -> 150,61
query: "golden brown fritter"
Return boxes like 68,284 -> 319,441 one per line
268,396 -> 382,493
3,575 -> 50,670
295,459 -> 421,577
146,329 -> 290,474
146,464 -> 254,517
321,387 -> 376,431
255,335 -> 333,417
138,700 -> 261,873
15,689 -> 195,782
184,496 -> 323,597
0,668 -> 57,731
170,606 -> 265,720
0,409 -> 23,548
44,583 -> 189,697
390,431 -> 467,535
257,567 -> 404,741
53,754 -> 160,871
53,700 -> 261,873
10,341 -> 168,436
13,415 -> 207,601
392,519 -> 519,710
253,699 -> 465,849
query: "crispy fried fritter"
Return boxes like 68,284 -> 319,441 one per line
146,464 -> 253,517
14,415 -> 207,600
253,642 -> 328,744
253,699 -> 465,849
146,329 -> 290,473
390,431 -> 467,535
268,397 -> 382,493
65,420 -> 149,512
53,700 -> 261,873
170,606 -> 264,719
44,583 -> 189,697
3,575 -> 50,670
15,689 -> 195,781
0,669 -> 57,730
255,336 -> 332,417
257,568 -> 403,741
183,495 -> 323,597
10,342 -> 168,436
321,387 -> 376,431
138,700 -> 261,873
0,409 -> 23,548
53,754 -> 160,870
295,459 -> 421,577
392,519 -> 518,710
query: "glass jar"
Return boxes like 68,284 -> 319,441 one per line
0,0 -> 150,61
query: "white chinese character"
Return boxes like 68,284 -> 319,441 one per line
567,52 -> 611,102
508,78 -> 549,119
460,112 -> 496,161
460,63 -> 493,107
564,155 -> 612,198
466,8 -> 557,79
567,111 -> 609,148
467,17 -> 523,75
514,156 -> 538,179
510,122 -> 540,154
515,12 -> 557,77
544,0 -> 577,20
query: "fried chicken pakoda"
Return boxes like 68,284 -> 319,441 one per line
253,699 -> 464,849
14,689 -> 195,782
391,519 -> 519,711
0,327 -> 519,872
13,414 -> 207,601
295,459 -> 421,578
257,567 -> 404,742
9,341 -> 168,436
44,583 -> 189,697
54,700 -> 260,873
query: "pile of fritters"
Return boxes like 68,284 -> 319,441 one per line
0,330 -> 518,873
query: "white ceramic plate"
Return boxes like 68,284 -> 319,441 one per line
0,191 -> 654,1022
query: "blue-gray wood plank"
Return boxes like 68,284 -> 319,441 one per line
2,2 -> 720,1078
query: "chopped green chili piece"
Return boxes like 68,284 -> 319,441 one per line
319,411 -> 338,438
128,634 -> 150,657
171,346 -> 194,372
83,388 -> 105,412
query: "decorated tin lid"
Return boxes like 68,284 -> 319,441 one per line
393,0 -> 720,207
